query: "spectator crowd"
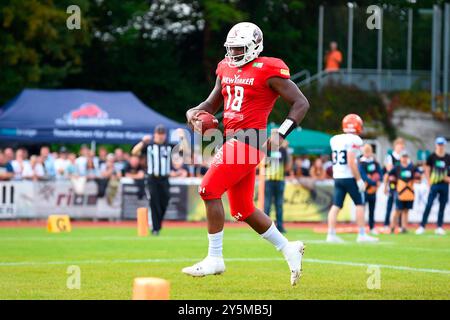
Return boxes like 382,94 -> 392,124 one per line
1,136 -> 448,236
0,144 -> 338,183
0,144 -> 210,182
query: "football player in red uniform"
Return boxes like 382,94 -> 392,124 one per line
184,22 -> 310,286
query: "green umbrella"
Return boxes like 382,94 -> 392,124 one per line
267,123 -> 332,155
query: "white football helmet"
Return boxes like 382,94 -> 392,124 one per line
224,22 -> 263,68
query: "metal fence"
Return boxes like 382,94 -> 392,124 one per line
294,68 -> 431,92
293,3 -> 449,115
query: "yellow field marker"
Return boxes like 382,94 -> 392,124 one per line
47,215 -> 72,233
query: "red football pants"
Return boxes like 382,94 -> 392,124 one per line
199,139 -> 264,221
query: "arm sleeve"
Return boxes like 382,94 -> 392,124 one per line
388,168 -> 396,177
122,163 -> 130,176
263,58 -> 291,83
215,59 -> 225,78
377,162 -> 384,178
447,156 -> 450,176
281,148 -> 288,162
384,154 -> 393,166
359,163 -> 377,186
348,136 -> 363,154
426,154 -> 433,167
359,163 -> 369,182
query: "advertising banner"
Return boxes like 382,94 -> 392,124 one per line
0,180 -> 448,223
0,180 -> 121,219
186,178 -> 352,222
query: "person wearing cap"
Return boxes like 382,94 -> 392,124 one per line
385,150 -> 422,233
132,125 -> 188,235
416,137 -> 450,236
54,146 -> 71,180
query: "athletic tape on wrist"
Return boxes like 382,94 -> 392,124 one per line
277,118 -> 298,138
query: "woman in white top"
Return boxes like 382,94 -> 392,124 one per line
10,149 -> 32,180
22,155 -> 45,181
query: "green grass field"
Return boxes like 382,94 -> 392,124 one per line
0,226 -> 449,300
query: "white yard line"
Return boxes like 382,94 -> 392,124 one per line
303,258 -> 450,275
0,257 -> 448,275
378,245 -> 450,253
0,236 -> 395,245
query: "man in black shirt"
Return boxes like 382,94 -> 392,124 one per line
123,155 -> 146,200
132,126 -> 188,235
416,137 -> 450,235
123,156 -> 145,180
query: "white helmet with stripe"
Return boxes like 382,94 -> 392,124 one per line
224,22 -> 263,68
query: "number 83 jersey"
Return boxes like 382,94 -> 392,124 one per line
330,133 -> 363,179
216,56 -> 291,131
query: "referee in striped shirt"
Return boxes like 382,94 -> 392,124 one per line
132,125 -> 186,235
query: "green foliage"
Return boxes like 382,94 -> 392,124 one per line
0,1 -> 441,125
389,90 -> 432,112
283,83 -> 396,139
388,90 -> 450,121
0,0 -> 90,104
202,0 -> 245,31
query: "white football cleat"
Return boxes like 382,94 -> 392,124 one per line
356,234 -> 379,243
415,226 -> 425,235
435,228 -> 446,236
281,241 -> 305,286
370,228 -> 379,235
182,256 -> 225,277
326,234 -> 345,243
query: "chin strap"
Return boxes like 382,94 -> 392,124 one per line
277,118 -> 298,139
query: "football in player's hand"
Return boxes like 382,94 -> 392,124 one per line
196,112 -> 219,134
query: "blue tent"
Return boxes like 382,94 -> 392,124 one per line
0,89 -> 185,144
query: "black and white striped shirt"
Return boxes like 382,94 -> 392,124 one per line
146,143 -> 173,177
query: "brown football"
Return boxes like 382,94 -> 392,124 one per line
197,112 -> 219,134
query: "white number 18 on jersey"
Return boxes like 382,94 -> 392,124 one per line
226,85 -> 244,112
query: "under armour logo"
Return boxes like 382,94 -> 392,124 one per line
198,187 -> 205,194
234,212 -> 243,221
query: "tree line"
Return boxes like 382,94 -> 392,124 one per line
0,0 -> 441,132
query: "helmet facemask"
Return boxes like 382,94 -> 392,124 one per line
225,45 -> 247,68
224,22 -> 263,68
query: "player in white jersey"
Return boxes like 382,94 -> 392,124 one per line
326,114 -> 379,243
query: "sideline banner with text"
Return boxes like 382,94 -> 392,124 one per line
0,179 -> 448,223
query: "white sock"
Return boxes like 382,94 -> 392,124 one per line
207,230 -> 223,258
328,228 -> 336,236
358,227 -> 366,236
261,222 -> 288,251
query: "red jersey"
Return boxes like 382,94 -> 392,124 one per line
215,56 -> 290,131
